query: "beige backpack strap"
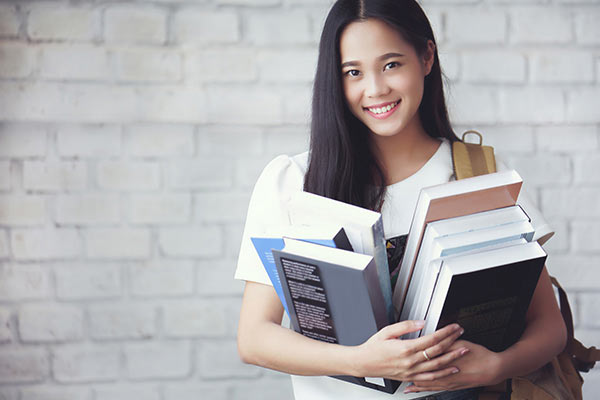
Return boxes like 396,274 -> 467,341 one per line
452,130 -> 497,179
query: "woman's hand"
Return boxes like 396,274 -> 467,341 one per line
404,340 -> 503,393
350,320 -> 469,382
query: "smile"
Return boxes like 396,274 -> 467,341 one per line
364,100 -> 399,119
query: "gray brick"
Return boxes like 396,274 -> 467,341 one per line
56,194 -> 120,225
198,260 -> 244,296
231,378 -> 294,400
499,88 -> 564,123
207,88 -> 283,125
195,192 -> 250,223
93,384 -> 160,400
127,123 -> 194,157
536,126 -> 598,152
446,10 -> 505,44
504,155 -> 571,186
57,124 -> 121,157
0,307 -> 12,343
18,304 -> 84,343
23,161 -> 87,192
162,300 -> 229,338
136,86 -> 207,123
20,385 -> 91,400
27,6 -> 98,41
114,48 -> 182,83
0,43 -> 36,78
542,188 -> 600,218
0,123 -> 46,157
469,126 -> 534,155
198,340 -> 260,378
164,383 -> 228,400
575,155 -> 600,184
129,194 -> 191,224
0,348 -> 48,383
579,293 -> 600,329
159,227 -> 222,258
0,230 -> 7,259
0,196 -> 46,226
246,13 -> 311,45
124,341 -> 191,380
462,51 -> 526,83
572,220 -> 600,253
169,159 -> 233,190
0,161 -> 9,191
184,48 -> 258,83
575,10 -> 600,45
264,127 -> 309,156
510,8 -> 572,44
0,387 -> 19,400
52,344 -> 120,383
258,49 -> 318,82
0,264 -> 51,301
174,9 -> 239,44
530,51 -> 594,83
447,85 -> 497,125
198,126 -> 263,156
89,304 -> 155,340
567,88 -> 600,123
0,5 -> 19,37
12,228 -> 81,261
39,44 -> 109,81
97,161 -> 160,191
547,255 -> 600,290
283,85 -> 312,124
130,259 -> 194,297
86,228 -> 150,260
55,264 -> 121,300
104,5 -> 166,45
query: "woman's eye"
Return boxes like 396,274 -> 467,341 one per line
384,62 -> 399,70
345,69 -> 360,77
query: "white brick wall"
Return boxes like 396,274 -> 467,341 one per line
0,0 -> 598,398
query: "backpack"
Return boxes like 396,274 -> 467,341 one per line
452,130 -> 600,400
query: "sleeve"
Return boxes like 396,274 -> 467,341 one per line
234,155 -> 305,284
496,159 -> 555,246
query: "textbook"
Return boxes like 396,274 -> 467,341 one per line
288,191 -> 394,324
421,241 -> 546,352
392,170 -> 523,318
272,238 -> 399,394
251,225 -> 353,316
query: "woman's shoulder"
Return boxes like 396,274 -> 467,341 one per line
252,152 -> 308,198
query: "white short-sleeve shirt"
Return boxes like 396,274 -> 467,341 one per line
235,140 -> 553,399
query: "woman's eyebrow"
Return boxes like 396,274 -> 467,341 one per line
341,52 -> 406,68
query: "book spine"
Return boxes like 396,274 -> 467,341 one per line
373,217 -> 394,324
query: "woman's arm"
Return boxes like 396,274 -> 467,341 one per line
237,281 -> 470,381
405,266 -> 567,393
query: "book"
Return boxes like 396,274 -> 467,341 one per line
272,238 -> 399,394
251,225 -> 353,316
392,170 -> 523,319
421,241 -> 546,352
288,191 -> 394,324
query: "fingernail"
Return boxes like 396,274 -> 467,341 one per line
414,320 -> 425,328
452,368 -> 460,374
458,328 -> 464,336
460,348 -> 470,356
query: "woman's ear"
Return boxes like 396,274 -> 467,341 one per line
422,40 -> 436,76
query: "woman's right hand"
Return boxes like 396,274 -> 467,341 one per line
350,320 -> 469,382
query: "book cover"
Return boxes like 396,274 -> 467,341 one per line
422,241 -> 546,352
251,226 -> 353,316
272,238 -> 399,394
392,170 -> 523,319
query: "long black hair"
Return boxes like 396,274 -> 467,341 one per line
304,0 -> 458,211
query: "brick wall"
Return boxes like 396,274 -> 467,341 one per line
0,0 -> 598,399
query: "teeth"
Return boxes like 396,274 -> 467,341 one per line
368,101 -> 397,114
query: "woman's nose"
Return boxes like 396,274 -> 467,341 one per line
364,73 -> 390,98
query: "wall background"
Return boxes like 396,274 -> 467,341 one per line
0,0 -> 598,399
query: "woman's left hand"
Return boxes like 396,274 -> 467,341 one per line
404,340 -> 504,393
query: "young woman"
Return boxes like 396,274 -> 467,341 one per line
235,0 -> 567,398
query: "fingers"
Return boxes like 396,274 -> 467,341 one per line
378,320 -> 426,339
409,326 -> 465,366
410,323 -> 463,353
409,346 -> 469,375
405,365 -> 459,383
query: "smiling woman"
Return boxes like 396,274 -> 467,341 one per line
235,0 -> 566,399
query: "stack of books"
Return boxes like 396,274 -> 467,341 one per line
250,170 -> 547,395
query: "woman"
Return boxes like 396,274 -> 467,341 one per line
235,0 -> 566,398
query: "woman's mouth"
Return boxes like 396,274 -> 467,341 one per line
364,100 -> 400,120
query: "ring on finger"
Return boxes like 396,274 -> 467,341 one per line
422,349 -> 431,361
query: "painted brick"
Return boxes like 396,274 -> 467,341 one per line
55,264 -> 121,300
173,9 -> 239,44
542,188 -> 600,218
162,300 -> 229,338
168,159 -> 233,189
0,82 -> 137,123
264,127 -> 309,156
114,48 -> 182,83
235,156 -> 274,188
0,264 -> 51,301
18,304 -> 83,343
0,307 -> 12,343
27,6 -> 97,41
164,383 -> 228,400
86,228 -> 150,260
129,194 -> 191,224
583,370 -> 600,399
207,88 -> 283,125
0,230 -> 7,259
57,124 -> 121,157
130,260 -> 194,297
20,386 -> 91,400
124,341 -> 190,379
0,123 -> 46,157
503,155 -> 571,186
230,378 -> 294,400
217,0 -> 280,5
93,384 -> 160,400
23,161 -> 87,192
575,155 -> 600,184
196,193 -> 250,224
128,123 -> 194,157
530,51 -> 594,83
0,196 -> 46,226
104,5 -> 166,45
52,344 -> 120,383
0,42 -> 36,78
0,161 -> 9,191
283,85 -> 312,124
258,49 -> 318,82
199,340 -> 260,378
510,8 -> 572,44
0,5 -> 19,37
0,348 -> 48,383
89,304 -> 155,340
225,224 -> 245,258
462,51 -> 526,83
159,227 -> 222,257
575,10 -> 600,45
56,194 -> 120,225
198,260 -> 244,296
136,86 -> 207,123
198,126 -> 263,156
542,218 -> 568,254
567,88 -> 600,123
536,125 -> 598,152
468,125 -> 534,154
184,48 -> 258,83
12,228 -> 81,260
438,51 -> 460,82
572,220 -> 600,253
97,161 -> 160,191
421,7 -> 444,43
39,44 -> 108,81
579,293 -> 600,328
499,87 -> 565,123
0,387 -> 18,400
447,85 -> 497,125
547,255 -> 600,290
246,12 -> 311,45
446,10 -> 506,44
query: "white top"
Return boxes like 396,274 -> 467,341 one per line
234,140 -> 554,400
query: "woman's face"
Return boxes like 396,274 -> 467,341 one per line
340,18 -> 434,139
